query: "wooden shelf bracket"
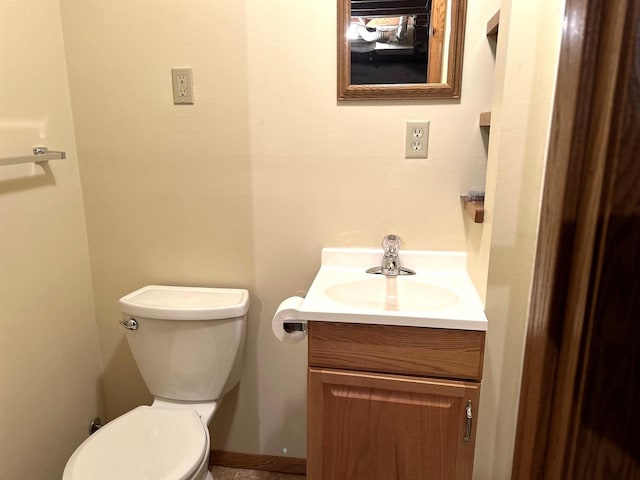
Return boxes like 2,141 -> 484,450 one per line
461,196 -> 485,223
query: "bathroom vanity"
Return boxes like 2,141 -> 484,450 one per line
298,247 -> 487,480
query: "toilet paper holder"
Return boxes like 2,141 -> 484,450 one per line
272,296 -> 307,343
283,321 -> 307,333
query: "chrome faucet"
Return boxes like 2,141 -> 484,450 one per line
366,234 -> 416,276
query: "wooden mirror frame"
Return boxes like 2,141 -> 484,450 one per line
338,0 -> 468,100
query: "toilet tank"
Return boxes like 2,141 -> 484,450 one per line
119,286 -> 249,402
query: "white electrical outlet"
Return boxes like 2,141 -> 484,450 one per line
405,121 -> 429,158
171,68 -> 194,104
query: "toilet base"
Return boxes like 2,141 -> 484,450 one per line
206,471 -> 213,480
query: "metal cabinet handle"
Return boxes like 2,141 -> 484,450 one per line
120,318 -> 138,330
464,400 -> 473,444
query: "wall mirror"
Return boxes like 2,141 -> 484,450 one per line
338,0 -> 468,100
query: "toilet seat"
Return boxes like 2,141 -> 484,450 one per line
63,406 -> 208,480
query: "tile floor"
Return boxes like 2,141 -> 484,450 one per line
210,466 -> 305,480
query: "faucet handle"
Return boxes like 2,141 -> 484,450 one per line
381,234 -> 402,254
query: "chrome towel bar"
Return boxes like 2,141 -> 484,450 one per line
0,146 -> 66,167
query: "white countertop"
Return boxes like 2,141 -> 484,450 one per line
298,248 -> 488,331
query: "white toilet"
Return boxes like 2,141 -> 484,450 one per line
63,285 -> 249,480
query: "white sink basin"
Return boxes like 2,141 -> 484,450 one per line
298,248 -> 487,330
325,277 -> 459,312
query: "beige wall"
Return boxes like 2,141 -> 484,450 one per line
59,0 -> 255,424
245,0 -> 498,458
472,0 -> 566,478
60,0 -> 496,459
0,1 -> 103,478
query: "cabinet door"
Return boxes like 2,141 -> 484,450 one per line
308,368 -> 480,480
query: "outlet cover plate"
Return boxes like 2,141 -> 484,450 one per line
172,68 -> 194,105
405,121 -> 429,158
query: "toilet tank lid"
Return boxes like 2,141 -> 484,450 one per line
119,285 -> 250,320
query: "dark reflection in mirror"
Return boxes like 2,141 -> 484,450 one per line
347,0 -> 446,85
338,0 -> 466,99
349,1 -> 433,85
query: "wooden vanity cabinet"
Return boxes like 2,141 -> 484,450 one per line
307,321 -> 485,480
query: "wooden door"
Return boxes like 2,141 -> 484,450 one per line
308,368 -> 480,480
512,0 -> 640,478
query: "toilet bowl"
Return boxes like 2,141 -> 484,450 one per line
63,285 -> 249,480
64,406 -> 211,480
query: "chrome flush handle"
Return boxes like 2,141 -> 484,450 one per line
120,318 -> 138,330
